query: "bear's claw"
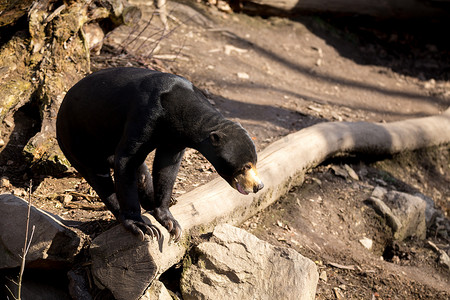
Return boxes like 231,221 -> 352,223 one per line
171,226 -> 182,243
122,218 -> 161,241
153,207 -> 182,243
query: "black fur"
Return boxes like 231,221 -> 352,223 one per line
56,67 -> 258,241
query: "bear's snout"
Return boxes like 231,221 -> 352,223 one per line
233,164 -> 264,195
254,181 -> 264,193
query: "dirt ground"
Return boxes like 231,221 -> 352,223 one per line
1,0 -> 450,298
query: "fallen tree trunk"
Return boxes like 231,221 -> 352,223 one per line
237,0 -> 450,18
90,107 -> 450,300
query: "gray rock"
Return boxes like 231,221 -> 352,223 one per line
0,194 -> 84,269
367,187 -> 426,241
365,195 -> 401,232
181,224 -> 318,300
413,192 -> 439,228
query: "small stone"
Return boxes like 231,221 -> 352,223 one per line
344,164 -> 359,181
333,287 -> 345,299
12,189 -> 27,197
331,165 -> 347,179
319,270 -> 327,282
217,0 -> 232,13
423,79 -> 436,89
224,44 -> 248,55
438,250 -> 450,269
0,177 -> 11,188
308,105 -> 322,113
359,237 -> 373,250
62,194 -> 73,204
4,118 -> 14,128
237,72 -> 249,79
311,177 -> 322,185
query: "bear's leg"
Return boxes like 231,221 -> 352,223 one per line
152,145 -> 185,242
137,162 -> 155,211
74,162 -> 159,240
84,172 -> 120,217
66,158 -> 121,217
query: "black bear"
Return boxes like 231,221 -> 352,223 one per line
56,67 -> 263,241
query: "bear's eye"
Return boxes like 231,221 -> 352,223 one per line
243,164 -> 252,172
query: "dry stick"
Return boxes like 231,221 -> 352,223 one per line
143,12 -> 190,59
17,180 -> 36,300
121,11 -> 156,53
131,4 -> 191,59
137,6 -> 181,54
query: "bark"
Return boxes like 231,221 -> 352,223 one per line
90,108 -> 450,299
0,0 -> 35,26
0,0 -> 141,174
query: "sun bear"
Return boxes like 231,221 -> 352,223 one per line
56,67 -> 264,241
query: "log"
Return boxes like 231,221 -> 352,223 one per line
90,107 -> 450,300
238,0 -> 450,18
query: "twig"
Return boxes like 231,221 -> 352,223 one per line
67,190 -> 99,201
16,180 -> 36,300
122,11 -> 157,53
43,4 -> 67,24
328,262 -> 356,271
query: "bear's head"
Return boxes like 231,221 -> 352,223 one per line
198,121 -> 264,195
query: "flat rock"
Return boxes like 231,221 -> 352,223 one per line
180,224 -> 318,300
0,194 -> 84,269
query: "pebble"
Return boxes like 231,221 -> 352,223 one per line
0,177 -> 11,188
333,287 -> 345,299
319,270 -> 327,282
359,237 -> 373,250
12,189 -> 27,197
344,164 -> 359,181
4,119 -> 14,128
237,72 -> 249,79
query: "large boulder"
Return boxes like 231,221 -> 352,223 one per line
180,224 -> 318,300
0,194 -> 85,269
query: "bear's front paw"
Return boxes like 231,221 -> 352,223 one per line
153,207 -> 182,242
120,212 -> 161,241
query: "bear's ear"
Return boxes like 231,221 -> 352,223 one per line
210,131 -> 224,146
